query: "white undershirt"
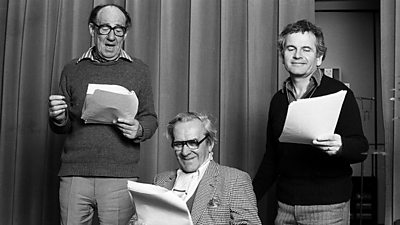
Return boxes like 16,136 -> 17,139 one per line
172,153 -> 213,202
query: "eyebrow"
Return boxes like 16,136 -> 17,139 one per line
285,45 -> 313,49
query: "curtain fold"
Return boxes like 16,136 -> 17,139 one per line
0,0 -> 291,224
381,0 -> 400,224
277,0 -> 315,87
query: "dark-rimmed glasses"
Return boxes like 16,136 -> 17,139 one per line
171,135 -> 208,151
92,23 -> 127,37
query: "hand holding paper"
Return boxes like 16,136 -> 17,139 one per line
81,84 -> 139,124
279,90 -> 347,145
312,133 -> 342,155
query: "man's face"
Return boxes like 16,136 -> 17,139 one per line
282,32 -> 323,77
173,120 -> 213,173
89,6 -> 127,61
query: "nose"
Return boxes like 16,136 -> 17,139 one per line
180,145 -> 192,156
293,49 -> 302,59
107,30 -> 116,40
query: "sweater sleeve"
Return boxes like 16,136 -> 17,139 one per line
335,89 -> 369,163
252,97 -> 279,201
134,64 -> 158,142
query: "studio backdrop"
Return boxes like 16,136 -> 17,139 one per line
2,0 -> 398,225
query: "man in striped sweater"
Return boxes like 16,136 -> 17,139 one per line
48,4 -> 158,225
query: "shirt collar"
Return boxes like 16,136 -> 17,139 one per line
76,46 -> 133,63
282,68 -> 323,94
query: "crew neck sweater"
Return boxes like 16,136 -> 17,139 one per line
50,58 -> 158,177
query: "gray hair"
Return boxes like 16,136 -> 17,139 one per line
166,112 -> 218,145
278,19 -> 327,61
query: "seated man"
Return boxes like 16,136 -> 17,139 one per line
154,112 -> 261,225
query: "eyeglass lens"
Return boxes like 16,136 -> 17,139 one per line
172,136 -> 208,150
95,24 -> 126,37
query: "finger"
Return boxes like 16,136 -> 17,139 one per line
51,104 -> 68,111
49,100 -> 67,108
49,95 -> 65,101
117,118 -> 138,126
312,139 -> 331,147
116,118 -> 131,125
49,109 -> 65,117
115,122 -> 129,131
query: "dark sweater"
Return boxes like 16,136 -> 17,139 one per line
50,58 -> 158,177
253,75 -> 369,205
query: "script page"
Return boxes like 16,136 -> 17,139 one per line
279,90 -> 347,145
81,84 -> 139,124
127,181 -> 193,225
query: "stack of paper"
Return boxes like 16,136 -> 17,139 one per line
128,181 -> 193,225
279,90 -> 347,145
81,84 -> 139,124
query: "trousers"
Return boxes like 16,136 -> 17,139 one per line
275,200 -> 350,225
59,176 -> 138,225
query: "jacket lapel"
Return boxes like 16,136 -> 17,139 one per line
190,161 -> 219,224
157,172 -> 177,190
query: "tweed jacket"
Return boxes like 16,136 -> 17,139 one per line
154,161 -> 261,225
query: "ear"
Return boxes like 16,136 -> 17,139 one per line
316,55 -> 323,66
89,23 -> 95,37
208,141 -> 214,152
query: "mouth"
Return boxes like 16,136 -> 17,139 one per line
181,156 -> 196,161
105,43 -> 116,49
291,62 -> 305,65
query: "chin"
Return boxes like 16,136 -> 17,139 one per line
181,165 -> 199,173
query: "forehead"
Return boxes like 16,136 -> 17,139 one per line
173,120 -> 205,138
285,32 -> 317,48
96,6 -> 126,25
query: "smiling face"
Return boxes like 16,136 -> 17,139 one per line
173,120 -> 213,173
283,32 -> 323,78
89,6 -> 127,61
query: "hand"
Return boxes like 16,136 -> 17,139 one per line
48,95 -> 67,122
312,134 -> 342,156
114,117 -> 141,139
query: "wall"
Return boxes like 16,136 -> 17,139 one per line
316,6 -> 384,224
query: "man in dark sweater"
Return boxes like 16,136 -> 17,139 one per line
48,4 -> 158,225
253,20 -> 368,224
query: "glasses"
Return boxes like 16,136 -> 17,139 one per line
92,23 -> 127,37
171,135 -> 208,151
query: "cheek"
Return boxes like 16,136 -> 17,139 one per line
116,38 -> 125,46
96,36 -> 106,45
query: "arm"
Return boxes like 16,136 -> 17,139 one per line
132,65 -> 158,142
252,103 -> 279,201
230,171 -> 262,225
114,65 -> 158,142
49,71 -> 72,134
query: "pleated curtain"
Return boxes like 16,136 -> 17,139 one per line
0,0 -> 331,224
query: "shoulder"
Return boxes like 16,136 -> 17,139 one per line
127,57 -> 149,72
271,89 -> 286,103
216,164 -> 251,181
62,58 -> 80,69
154,170 -> 176,183
319,75 -> 350,93
60,58 -> 83,77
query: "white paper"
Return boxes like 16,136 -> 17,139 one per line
279,90 -> 347,145
86,84 -> 132,95
81,84 -> 139,124
128,181 -> 193,225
